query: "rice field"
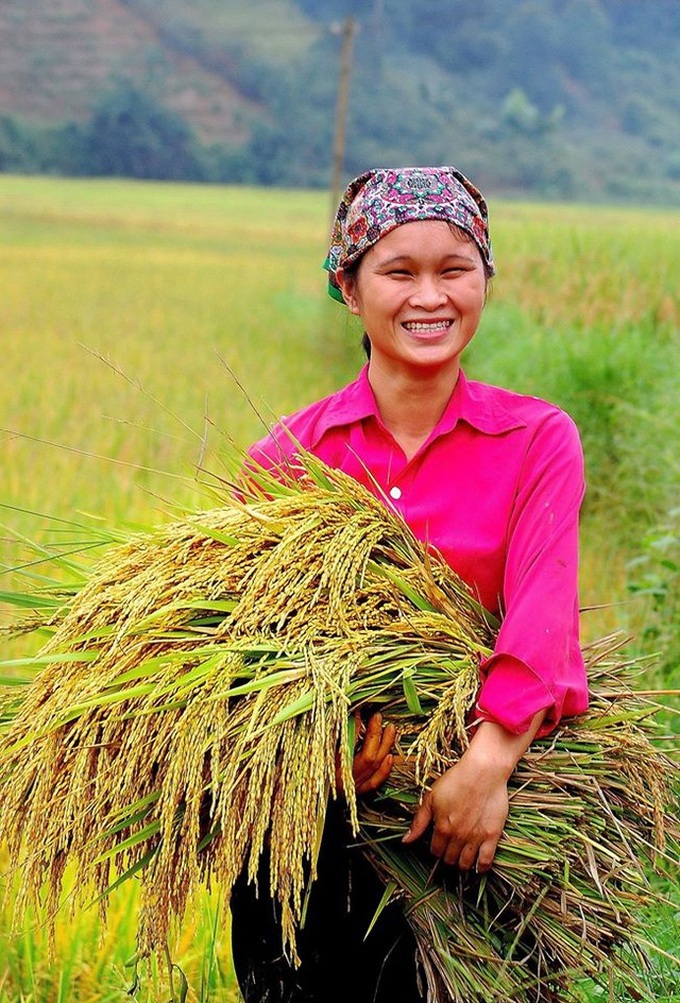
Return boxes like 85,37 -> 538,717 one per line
0,175 -> 678,1001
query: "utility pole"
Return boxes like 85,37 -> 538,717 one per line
329,15 -> 357,222
372,0 -> 384,43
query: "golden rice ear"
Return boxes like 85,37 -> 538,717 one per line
1,453 -> 677,1001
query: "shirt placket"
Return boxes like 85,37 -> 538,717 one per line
360,416 -> 433,511
386,448 -> 425,513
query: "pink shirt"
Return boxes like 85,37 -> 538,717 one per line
250,366 -> 589,736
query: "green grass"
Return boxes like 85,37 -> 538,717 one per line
0,174 -> 678,1001
0,863 -> 239,1001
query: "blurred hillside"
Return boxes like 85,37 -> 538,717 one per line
1,0 -> 679,202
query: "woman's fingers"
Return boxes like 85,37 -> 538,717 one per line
475,838 -> 498,874
438,833 -> 499,871
358,712 -> 387,758
355,752 -> 394,794
402,792 -> 432,844
335,711 -> 396,795
352,712 -> 396,793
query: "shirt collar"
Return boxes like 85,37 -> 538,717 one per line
437,369 -> 528,436
312,365 -> 526,445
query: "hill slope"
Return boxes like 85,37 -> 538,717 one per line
1,0 -> 679,203
0,0 -> 273,142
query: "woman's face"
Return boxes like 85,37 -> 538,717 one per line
338,220 -> 487,379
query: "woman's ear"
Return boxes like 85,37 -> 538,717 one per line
336,268 -> 361,315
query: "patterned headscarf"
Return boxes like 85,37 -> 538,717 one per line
325,166 -> 495,302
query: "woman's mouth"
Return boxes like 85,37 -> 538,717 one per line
402,319 -> 453,336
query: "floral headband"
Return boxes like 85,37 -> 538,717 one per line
325,166 -> 495,302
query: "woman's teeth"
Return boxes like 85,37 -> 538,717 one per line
404,321 -> 451,332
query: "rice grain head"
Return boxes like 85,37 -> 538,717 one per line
0,457 -> 676,1000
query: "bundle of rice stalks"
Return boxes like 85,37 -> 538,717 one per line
0,455 -> 677,1003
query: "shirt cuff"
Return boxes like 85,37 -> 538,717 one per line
474,653 -> 557,736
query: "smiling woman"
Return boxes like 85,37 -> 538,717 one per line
233,166 -> 589,1003
337,220 -> 487,457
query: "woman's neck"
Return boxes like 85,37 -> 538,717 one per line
367,358 -> 460,460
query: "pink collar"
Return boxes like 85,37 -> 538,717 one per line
310,366 -> 526,447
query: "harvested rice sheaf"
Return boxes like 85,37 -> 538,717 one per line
0,456 -> 677,1002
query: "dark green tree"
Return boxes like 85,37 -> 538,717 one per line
84,83 -> 205,181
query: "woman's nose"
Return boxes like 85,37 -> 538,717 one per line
409,276 -> 447,308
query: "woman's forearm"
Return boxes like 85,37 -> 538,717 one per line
467,708 -> 547,779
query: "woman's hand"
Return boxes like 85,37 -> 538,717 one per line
401,741 -> 509,872
336,710 -> 396,796
402,711 -> 546,872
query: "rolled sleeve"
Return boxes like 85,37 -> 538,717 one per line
475,654 -> 555,735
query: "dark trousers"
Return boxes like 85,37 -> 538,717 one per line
230,803 -> 424,1003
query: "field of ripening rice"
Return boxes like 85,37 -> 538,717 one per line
0,175 -> 678,1001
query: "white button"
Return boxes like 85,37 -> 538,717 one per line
389,486 -> 402,500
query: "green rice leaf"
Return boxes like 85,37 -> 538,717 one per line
402,667 -> 424,715
363,880 -> 399,940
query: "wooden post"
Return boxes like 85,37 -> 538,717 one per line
330,15 -> 357,223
